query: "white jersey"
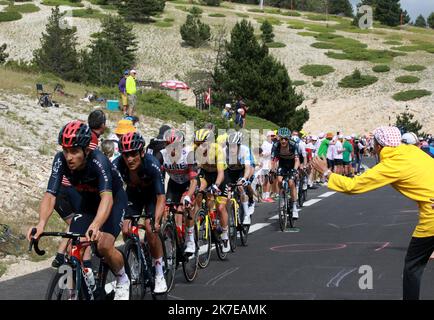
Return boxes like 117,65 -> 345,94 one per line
261,140 -> 273,170
333,140 -> 343,160
223,144 -> 253,171
160,146 -> 196,185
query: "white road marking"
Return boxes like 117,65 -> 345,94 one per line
269,214 -> 278,220
248,223 -> 271,233
318,192 -> 336,198
303,199 -> 322,206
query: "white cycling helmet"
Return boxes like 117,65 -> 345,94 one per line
401,132 -> 418,145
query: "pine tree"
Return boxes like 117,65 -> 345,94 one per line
329,0 -> 353,17
180,14 -> 211,48
402,10 -> 411,24
33,6 -> 80,81
118,0 -> 165,22
414,14 -> 427,28
374,0 -> 402,27
428,12 -> 434,29
0,43 -> 8,64
395,108 -> 423,137
213,19 -> 307,128
260,20 -> 274,43
82,15 -> 138,86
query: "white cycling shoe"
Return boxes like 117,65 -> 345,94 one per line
154,274 -> 168,294
184,239 -> 196,254
292,207 -> 299,220
114,278 -> 130,300
221,239 -> 231,253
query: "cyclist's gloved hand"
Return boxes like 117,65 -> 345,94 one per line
238,178 -> 247,186
183,195 -> 192,207
211,184 -> 221,195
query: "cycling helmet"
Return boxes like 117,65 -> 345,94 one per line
194,129 -> 212,143
401,132 -> 418,145
227,131 -> 243,145
58,120 -> 91,148
163,129 -> 185,144
119,132 -> 145,153
278,127 -> 291,139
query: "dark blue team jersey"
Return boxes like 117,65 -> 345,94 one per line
47,149 -> 124,214
112,154 -> 165,195
271,140 -> 299,166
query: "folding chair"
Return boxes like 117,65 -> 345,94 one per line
36,83 -> 55,107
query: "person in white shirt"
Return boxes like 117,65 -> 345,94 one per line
326,137 -> 336,172
333,135 -> 345,175
260,131 -> 275,202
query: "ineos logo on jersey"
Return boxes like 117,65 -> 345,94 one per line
52,158 -> 62,174
92,158 -> 109,182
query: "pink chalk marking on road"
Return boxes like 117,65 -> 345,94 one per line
375,242 -> 391,252
270,243 -> 347,253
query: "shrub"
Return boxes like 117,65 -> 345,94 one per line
402,65 -> 426,72
292,80 -> 307,86
0,11 -> 22,22
372,65 -> 390,73
338,69 -> 378,88
180,14 -> 211,48
312,81 -> 324,87
392,90 -> 431,101
395,75 -> 420,84
0,43 -> 8,64
208,13 -> 225,17
299,64 -> 335,77
383,40 -> 402,45
260,20 -> 274,43
281,11 -> 301,17
189,6 -> 203,16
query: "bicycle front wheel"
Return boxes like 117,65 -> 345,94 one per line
161,222 -> 176,292
228,201 -> 237,252
196,209 -> 211,269
45,266 -> 81,300
278,191 -> 288,231
182,217 -> 199,282
124,239 -> 145,300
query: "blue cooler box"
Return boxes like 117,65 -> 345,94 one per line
106,100 -> 119,111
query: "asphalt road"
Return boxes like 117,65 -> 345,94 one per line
1,160 -> 434,300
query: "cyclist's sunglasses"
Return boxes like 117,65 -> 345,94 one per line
122,150 -> 140,158
280,137 -> 289,141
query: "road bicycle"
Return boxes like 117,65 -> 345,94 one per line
227,182 -> 250,248
29,229 -> 131,300
278,171 -> 297,231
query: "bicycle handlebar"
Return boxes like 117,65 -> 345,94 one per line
28,228 -> 89,256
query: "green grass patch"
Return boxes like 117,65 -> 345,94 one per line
312,81 -> 324,87
154,20 -> 173,27
264,8 -> 281,14
247,8 -> 263,13
338,69 -> 378,88
292,80 -> 307,86
372,65 -> 390,73
288,24 -> 304,29
299,64 -> 335,77
395,75 -> 420,84
402,65 -> 426,72
311,42 -> 337,49
280,10 -> 301,17
0,263 -> 6,278
297,31 -> 318,37
305,13 -> 327,21
266,41 -> 286,48
392,90 -> 431,101
41,0 -> 84,7
383,40 -> 402,45
72,7 -> 105,19
306,24 -> 336,33
314,33 -> 343,41
385,34 -> 402,41
255,17 -> 282,25
164,17 -> 175,22
236,13 -> 249,18
0,10 -> 22,21
208,13 -> 225,17
175,5 -> 188,12
326,48 -> 405,63
245,114 -> 278,131
6,3 -> 40,13
0,0 -> 10,4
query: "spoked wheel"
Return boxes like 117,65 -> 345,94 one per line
161,222 -> 176,292
239,206 -> 249,246
45,266 -> 81,300
99,249 -> 131,300
124,239 -> 145,300
215,232 -> 228,261
182,216 -> 199,282
196,209 -> 212,269
287,199 -> 295,229
278,191 -> 288,231
228,202 -> 237,252
298,181 -> 305,208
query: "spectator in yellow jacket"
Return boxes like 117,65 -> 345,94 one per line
312,126 -> 434,300
126,69 -> 137,117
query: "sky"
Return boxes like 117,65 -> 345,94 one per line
349,0 -> 434,21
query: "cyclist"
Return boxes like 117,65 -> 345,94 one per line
193,129 -> 230,253
26,120 -> 130,300
160,129 -> 198,254
224,131 -> 254,225
271,127 -> 300,218
113,131 -> 168,294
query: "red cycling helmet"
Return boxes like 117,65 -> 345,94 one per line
58,120 -> 91,148
119,132 -> 145,153
163,129 -> 185,145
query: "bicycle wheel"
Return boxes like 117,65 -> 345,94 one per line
124,239 -> 145,300
215,233 -> 228,261
196,209 -> 211,269
278,191 -> 288,231
287,199 -> 295,229
98,248 -> 131,300
239,205 -> 249,246
298,180 -> 304,208
45,266 -> 81,300
182,218 -> 199,283
161,222 -> 176,292
228,202 -> 237,252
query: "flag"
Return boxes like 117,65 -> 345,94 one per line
205,88 -> 211,106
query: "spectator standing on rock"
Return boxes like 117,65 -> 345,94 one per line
118,70 -> 129,114
126,69 -> 137,117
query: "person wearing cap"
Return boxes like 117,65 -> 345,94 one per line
146,124 -> 171,165
118,70 -> 129,114
222,103 -> 232,120
332,135 -> 345,175
261,131 -> 276,202
342,136 -> 354,177
312,126 -> 434,300
401,132 -> 418,146
126,69 -> 137,117
114,119 -> 136,141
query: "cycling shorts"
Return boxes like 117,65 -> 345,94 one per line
69,191 -> 126,238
